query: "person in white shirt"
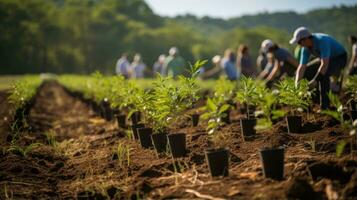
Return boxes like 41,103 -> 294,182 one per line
115,53 -> 130,78
130,54 -> 146,79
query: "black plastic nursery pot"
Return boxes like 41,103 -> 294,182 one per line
286,116 -> 302,133
222,110 -> 231,124
91,101 -> 101,115
151,132 -> 168,153
117,114 -> 126,128
131,111 -> 141,125
260,147 -> 285,180
137,128 -> 153,148
205,148 -> 229,177
167,133 -> 186,158
131,123 -> 145,140
100,101 -> 113,121
240,118 -> 257,139
191,114 -> 200,127
351,110 -> 357,121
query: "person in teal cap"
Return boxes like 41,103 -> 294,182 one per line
290,27 -> 347,110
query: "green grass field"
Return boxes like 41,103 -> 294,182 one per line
0,75 -> 25,90
0,74 -> 218,91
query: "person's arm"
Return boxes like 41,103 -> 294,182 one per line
295,64 -> 307,86
202,65 -> 222,78
295,47 -> 310,86
257,66 -> 270,79
308,58 -> 329,83
266,59 -> 280,81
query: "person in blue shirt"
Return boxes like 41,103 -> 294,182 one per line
221,49 -> 239,81
290,27 -> 347,110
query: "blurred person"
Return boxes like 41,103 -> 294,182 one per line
153,54 -> 166,76
201,55 -> 223,79
256,50 -> 267,72
130,53 -> 146,79
164,47 -> 186,78
115,53 -> 130,78
221,49 -> 239,81
290,27 -> 347,110
347,35 -> 357,75
237,44 -> 257,77
257,39 -> 298,83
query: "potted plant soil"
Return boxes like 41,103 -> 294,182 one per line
276,78 -> 312,134
201,98 -> 231,177
235,76 -> 263,140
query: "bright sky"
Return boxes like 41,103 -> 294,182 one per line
145,0 -> 357,19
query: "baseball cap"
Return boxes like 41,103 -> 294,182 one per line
261,39 -> 274,53
169,47 -> 178,56
289,27 -> 312,44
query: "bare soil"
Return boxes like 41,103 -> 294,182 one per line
0,80 -> 356,200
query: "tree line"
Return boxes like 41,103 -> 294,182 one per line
0,0 -> 356,75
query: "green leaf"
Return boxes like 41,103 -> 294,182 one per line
219,104 -> 230,114
206,98 -> 217,111
271,110 -> 287,120
336,140 -> 347,157
321,110 -> 340,121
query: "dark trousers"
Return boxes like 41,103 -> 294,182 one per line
318,54 -> 347,109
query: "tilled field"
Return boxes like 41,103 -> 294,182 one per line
0,81 -> 356,199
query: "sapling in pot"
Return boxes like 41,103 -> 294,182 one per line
276,78 -> 312,133
136,84 -> 168,153
90,72 -> 115,121
322,91 -> 356,157
235,76 -> 263,139
201,97 -> 231,177
130,89 -> 155,148
108,76 -> 129,128
255,88 -> 286,180
151,60 -> 205,157
212,78 -> 236,124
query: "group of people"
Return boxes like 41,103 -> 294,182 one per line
115,47 -> 186,79
204,27 -> 357,110
115,27 -> 357,111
